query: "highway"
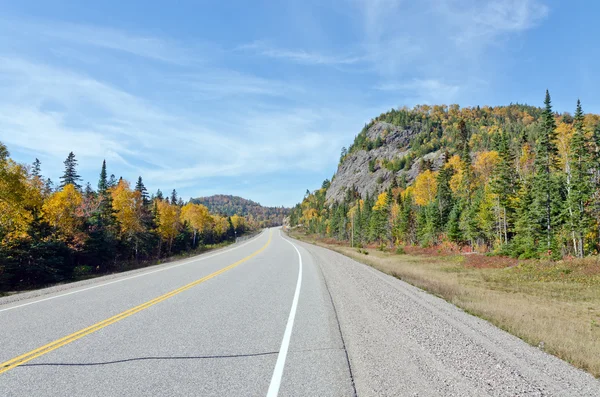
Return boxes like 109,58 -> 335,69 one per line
1,228 -> 599,396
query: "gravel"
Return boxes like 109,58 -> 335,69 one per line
297,239 -> 600,397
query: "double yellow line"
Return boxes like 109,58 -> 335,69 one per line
0,231 -> 272,375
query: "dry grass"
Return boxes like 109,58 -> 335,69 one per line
291,231 -> 600,378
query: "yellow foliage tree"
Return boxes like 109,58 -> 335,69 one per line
156,199 -> 181,253
42,184 -> 84,248
413,170 -> 438,206
111,179 -> 144,239
230,214 -> 245,232
373,192 -> 389,211
555,121 -> 574,171
474,151 -> 500,183
0,156 -> 37,244
212,215 -> 229,238
180,203 -> 213,246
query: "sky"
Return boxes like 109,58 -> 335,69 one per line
0,0 -> 598,207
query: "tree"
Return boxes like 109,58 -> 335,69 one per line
98,160 -> 108,194
171,189 -> 178,205
180,203 -> 212,247
436,166 -> 454,228
531,90 -> 560,253
413,170 -> 438,206
369,192 -> 390,244
108,174 -> 117,188
0,146 -> 36,244
111,179 -> 144,257
31,158 -> 41,178
59,152 -> 82,190
156,199 -> 181,254
42,184 -> 84,248
491,132 -> 518,245
135,176 -> 149,205
566,100 -> 593,257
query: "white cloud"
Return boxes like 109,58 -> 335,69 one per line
0,18 -> 194,65
433,0 -> 550,45
239,41 -> 364,66
376,79 -> 461,104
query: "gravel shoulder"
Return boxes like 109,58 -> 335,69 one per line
295,238 -> 600,397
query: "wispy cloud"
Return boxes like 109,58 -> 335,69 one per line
433,0 -> 550,45
376,79 -> 461,104
0,18 -> 194,65
238,41 -> 364,66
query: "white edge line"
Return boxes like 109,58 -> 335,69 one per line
267,231 -> 303,397
0,230 -> 266,313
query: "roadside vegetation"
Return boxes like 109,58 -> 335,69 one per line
290,92 -> 600,260
290,229 -> 600,378
0,144 -> 258,293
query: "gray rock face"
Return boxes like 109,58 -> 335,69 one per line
326,122 -> 445,203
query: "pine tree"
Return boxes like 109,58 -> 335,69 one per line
45,178 -> 54,193
531,90 -> 560,253
566,100 -> 593,257
135,176 -> 149,205
98,160 -> 108,194
171,189 -> 178,205
491,132 -> 518,244
592,123 -> 600,251
84,182 -> 94,198
447,204 -> 462,243
108,174 -> 117,188
156,189 -> 164,200
32,158 -> 41,178
59,152 -> 82,190
436,165 -> 454,228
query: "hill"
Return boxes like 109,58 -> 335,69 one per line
290,93 -> 600,259
191,195 -> 290,227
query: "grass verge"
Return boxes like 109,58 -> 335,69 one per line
290,230 -> 600,378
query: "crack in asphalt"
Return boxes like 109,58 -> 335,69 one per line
18,347 -> 345,368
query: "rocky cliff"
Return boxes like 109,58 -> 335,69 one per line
326,121 -> 445,203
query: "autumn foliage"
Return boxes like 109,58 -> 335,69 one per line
291,93 -> 600,260
0,145 -> 256,291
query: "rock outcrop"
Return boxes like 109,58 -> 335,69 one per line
326,122 -> 445,203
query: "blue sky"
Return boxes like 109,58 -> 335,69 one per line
0,0 -> 598,207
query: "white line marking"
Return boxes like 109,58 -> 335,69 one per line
0,231 -> 266,313
267,231 -> 303,397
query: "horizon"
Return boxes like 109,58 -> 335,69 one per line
0,0 -> 598,207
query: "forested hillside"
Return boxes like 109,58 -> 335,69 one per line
290,91 -> 600,259
192,195 -> 289,227
0,147 -> 255,292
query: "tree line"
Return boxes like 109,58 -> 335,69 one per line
0,146 -> 254,291
290,92 -> 600,259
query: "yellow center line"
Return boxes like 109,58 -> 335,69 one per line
0,230 -> 273,375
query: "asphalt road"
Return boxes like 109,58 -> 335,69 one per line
1,228 -> 599,396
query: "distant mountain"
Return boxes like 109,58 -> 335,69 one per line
191,195 -> 290,227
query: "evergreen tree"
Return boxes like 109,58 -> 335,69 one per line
135,176 -> 149,204
32,158 -> 41,178
530,90 -> 560,253
108,174 -> 117,188
491,132 -> 518,244
98,160 -> 108,194
171,189 -> 178,205
566,100 -> 593,257
156,189 -> 164,200
45,178 -> 54,193
436,165 -> 454,228
84,182 -> 94,198
447,204 -> 462,243
59,152 -> 82,190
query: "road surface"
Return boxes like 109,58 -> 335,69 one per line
1,228 -> 598,396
